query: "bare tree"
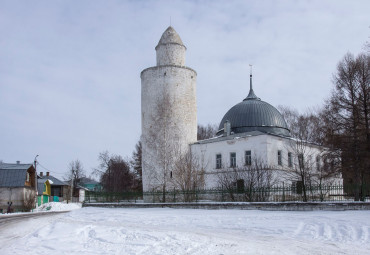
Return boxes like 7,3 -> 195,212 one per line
64,159 -> 85,198
23,189 -> 36,212
217,158 -> 276,202
93,151 -> 111,181
279,106 -> 340,201
197,124 -> 218,140
171,150 -> 205,202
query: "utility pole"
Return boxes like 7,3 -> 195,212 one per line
34,155 -> 39,210
70,168 -> 75,203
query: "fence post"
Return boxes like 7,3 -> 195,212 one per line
282,182 -> 285,202
361,182 -> 365,202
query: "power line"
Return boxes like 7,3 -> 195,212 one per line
37,162 -> 65,174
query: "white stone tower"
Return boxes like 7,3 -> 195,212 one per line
141,27 -> 197,195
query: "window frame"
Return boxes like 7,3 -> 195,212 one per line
230,152 -> 236,168
245,150 -> 252,166
216,154 -> 222,169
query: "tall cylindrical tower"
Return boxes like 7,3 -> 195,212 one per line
141,27 -> 197,195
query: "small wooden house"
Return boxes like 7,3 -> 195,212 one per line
0,162 -> 36,213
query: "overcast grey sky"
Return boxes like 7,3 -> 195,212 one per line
0,0 -> 369,179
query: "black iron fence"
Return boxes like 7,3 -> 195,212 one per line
85,184 -> 370,203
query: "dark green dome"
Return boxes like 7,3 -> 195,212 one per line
217,76 -> 290,137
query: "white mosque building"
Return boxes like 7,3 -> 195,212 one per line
141,27 -> 342,199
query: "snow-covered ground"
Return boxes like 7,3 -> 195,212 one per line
35,202 -> 82,212
0,207 -> 369,254
0,202 -> 81,218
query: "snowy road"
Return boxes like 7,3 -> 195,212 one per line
0,207 -> 369,254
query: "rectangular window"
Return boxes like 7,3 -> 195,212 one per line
245,150 -> 251,166
230,152 -> 236,168
278,150 -> 282,166
288,152 -> 292,167
26,172 -> 30,182
298,154 -> 304,169
216,154 -> 222,169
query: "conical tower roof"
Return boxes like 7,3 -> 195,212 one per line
156,26 -> 184,47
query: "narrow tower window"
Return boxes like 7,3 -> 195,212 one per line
288,152 -> 292,167
316,156 -> 320,170
278,150 -> 282,166
298,154 -> 304,169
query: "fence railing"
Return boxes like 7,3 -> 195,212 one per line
85,184 -> 370,203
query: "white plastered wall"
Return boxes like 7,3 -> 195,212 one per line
191,134 -> 343,189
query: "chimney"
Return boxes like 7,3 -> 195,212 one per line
40,172 -> 43,177
16,161 -> 20,164
224,120 -> 231,136
46,172 -> 50,176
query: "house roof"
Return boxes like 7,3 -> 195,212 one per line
0,163 -> 34,187
37,175 -> 68,195
39,175 -> 68,186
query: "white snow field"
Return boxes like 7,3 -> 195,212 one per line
35,201 -> 82,212
0,207 -> 369,255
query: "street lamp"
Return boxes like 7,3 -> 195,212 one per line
34,155 -> 39,210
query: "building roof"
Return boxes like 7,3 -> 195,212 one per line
217,75 -> 290,137
156,26 -> 184,48
194,130 -> 268,145
0,163 -> 34,187
37,175 -> 68,195
39,175 -> 68,186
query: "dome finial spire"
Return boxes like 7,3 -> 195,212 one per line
244,64 -> 260,101
249,64 -> 253,91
